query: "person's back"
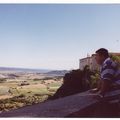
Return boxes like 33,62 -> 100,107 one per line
114,62 -> 120,85
100,57 -> 120,85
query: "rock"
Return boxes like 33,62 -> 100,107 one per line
48,68 -> 94,100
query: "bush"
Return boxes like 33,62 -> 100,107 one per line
90,73 -> 100,88
18,94 -> 26,98
110,54 -> 120,67
0,78 -> 7,83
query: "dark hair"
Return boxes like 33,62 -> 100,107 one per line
96,48 -> 109,58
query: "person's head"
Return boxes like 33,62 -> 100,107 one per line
95,48 -> 109,65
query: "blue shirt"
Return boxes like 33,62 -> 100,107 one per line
100,57 -> 120,82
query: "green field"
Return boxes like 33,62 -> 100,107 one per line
0,77 -> 63,112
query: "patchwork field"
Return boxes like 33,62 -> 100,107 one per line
0,71 -> 63,112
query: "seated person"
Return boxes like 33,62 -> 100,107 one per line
90,48 -> 120,97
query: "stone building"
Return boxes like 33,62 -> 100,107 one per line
79,53 -> 120,70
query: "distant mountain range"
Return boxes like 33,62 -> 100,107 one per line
45,70 -> 69,76
0,67 -> 51,73
0,67 -> 69,75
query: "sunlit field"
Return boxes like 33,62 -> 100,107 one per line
0,72 -> 63,112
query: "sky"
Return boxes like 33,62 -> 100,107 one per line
0,4 -> 120,70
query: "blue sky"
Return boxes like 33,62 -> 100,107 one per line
0,4 -> 120,70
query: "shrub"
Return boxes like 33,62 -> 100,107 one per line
90,73 -> 100,88
0,78 -> 7,83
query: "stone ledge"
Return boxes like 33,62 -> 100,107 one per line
0,89 -> 120,117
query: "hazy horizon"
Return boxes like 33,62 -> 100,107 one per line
0,4 -> 120,70
0,66 -> 67,71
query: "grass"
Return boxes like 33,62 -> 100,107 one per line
0,94 -> 48,112
49,82 -> 62,87
0,86 -> 9,95
18,88 -> 49,96
0,77 -> 63,112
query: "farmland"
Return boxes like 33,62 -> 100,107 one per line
0,71 -> 63,113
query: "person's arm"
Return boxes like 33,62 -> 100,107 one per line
99,80 -> 111,96
99,61 -> 115,96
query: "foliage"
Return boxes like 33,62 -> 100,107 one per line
110,54 -> 120,62
0,94 -> 48,112
110,54 -> 120,67
90,73 -> 100,88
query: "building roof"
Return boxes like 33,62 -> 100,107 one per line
110,53 -> 120,56
80,57 -> 91,61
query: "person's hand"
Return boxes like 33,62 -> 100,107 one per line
89,88 -> 99,93
91,90 -> 104,99
92,93 -> 104,100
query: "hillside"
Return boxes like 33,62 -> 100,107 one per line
45,70 -> 69,76
0,67 -> 51,73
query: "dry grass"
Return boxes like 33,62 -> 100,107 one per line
0,95 -> 13,100
0,72 -> 63,112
